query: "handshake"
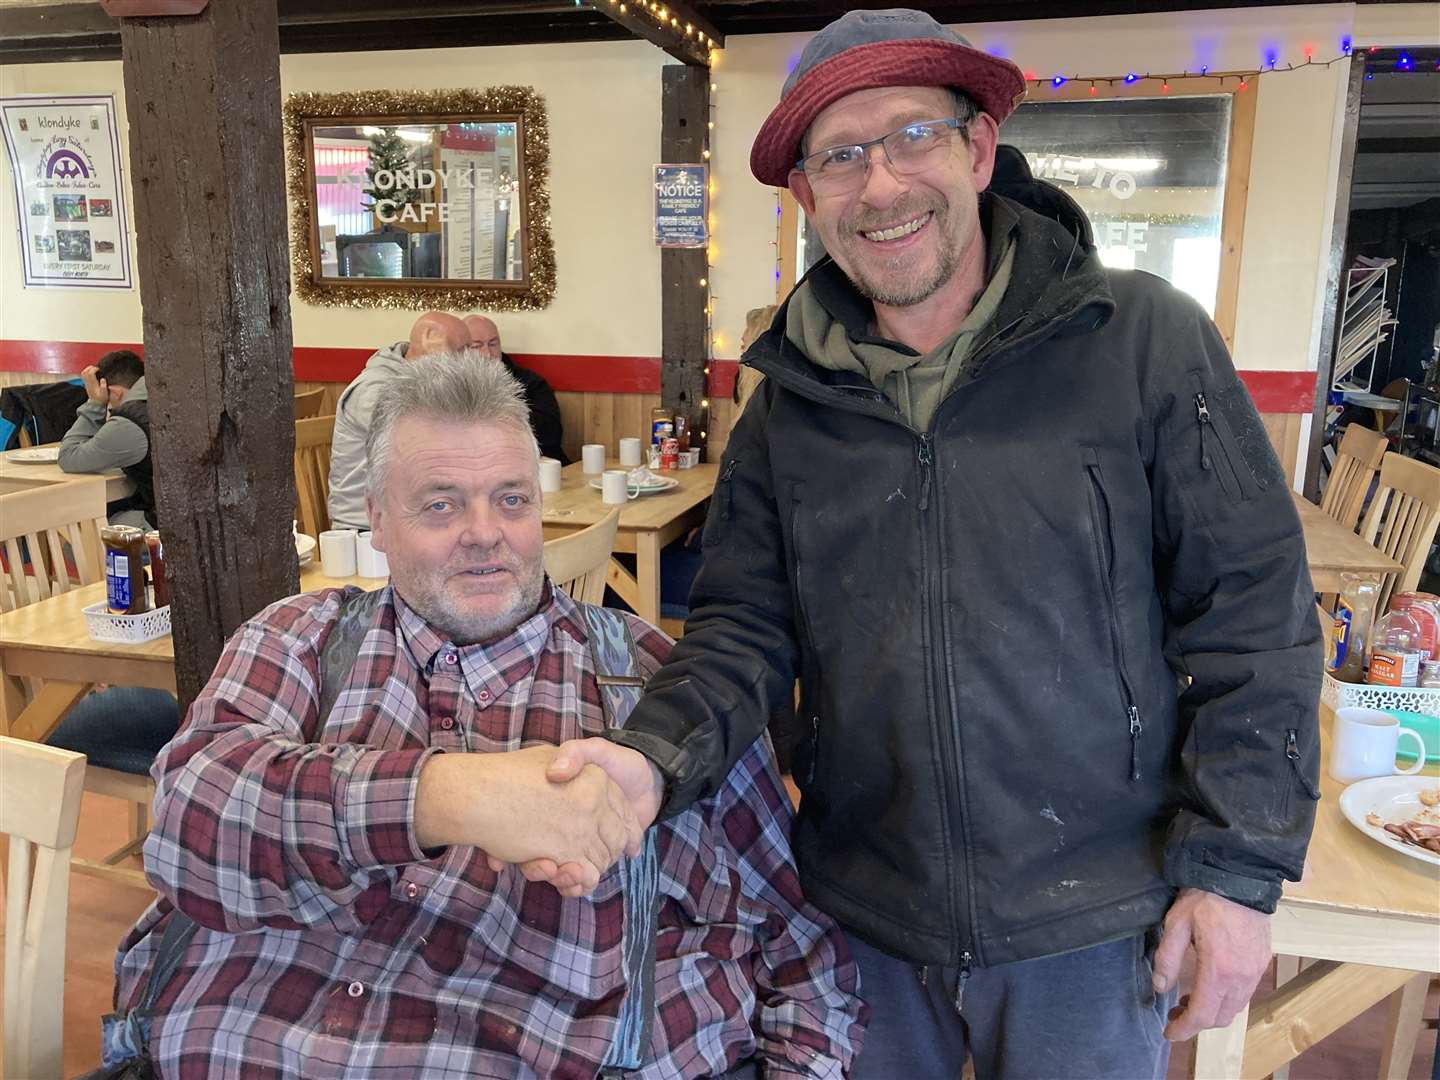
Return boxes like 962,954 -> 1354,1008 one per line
415,738 -> 663,897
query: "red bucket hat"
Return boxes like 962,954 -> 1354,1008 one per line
750,9 -> 1027,187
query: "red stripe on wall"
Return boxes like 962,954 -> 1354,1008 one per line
0,339 -> 1312,411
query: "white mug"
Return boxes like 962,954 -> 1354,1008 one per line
619,437 -> 643,467
581,443 -> 606,474
355,531 -> 389,579
318,529 -> 358,578
1329,706 -> 1427,784
601,468 -> 641,504
539,457 -> 563,493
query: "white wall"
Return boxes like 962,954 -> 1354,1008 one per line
1,40 -> 669,359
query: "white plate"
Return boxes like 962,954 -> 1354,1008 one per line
587,475 -> 680,496
1338,775 -> 1440,868
295,533 -> 316,564
7,447 -> 59,463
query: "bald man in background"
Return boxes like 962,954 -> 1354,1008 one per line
327,311 -> 469,530
464,315 -> 568,464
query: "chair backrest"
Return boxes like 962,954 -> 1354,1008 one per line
295,414 -> 335,538
543,508 -> 620,605
0,475 -> 108,612
293,387 -> 327,419
1320,423 -> 1387,531
1,737 -> 86,1080
1359,452 -> 1440,611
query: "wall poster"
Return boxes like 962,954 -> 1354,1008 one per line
653,163 -> 707,248
1,93 -> 133,289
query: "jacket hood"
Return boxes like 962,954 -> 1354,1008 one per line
365,342 -> 409,373
121,375 -> 149,405
748,181 -> 1114,401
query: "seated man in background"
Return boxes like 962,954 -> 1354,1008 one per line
327,310 -> 469,530
465,313 -> 568,463
58,349 -> 155,528
111,352 -> 864,1079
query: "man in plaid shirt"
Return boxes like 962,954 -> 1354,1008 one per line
112,353 -> 866,1079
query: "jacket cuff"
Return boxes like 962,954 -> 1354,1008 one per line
601,728 -> 696,820
1164,847 -> 1282,914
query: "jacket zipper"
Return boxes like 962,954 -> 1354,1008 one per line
1085,455 -> 1144,781
791,502 -> 822,788
718,458 -> 740,520
1285,728 -> 1322,800
918,430 -> 975,967
1194,390 -> 1242,501
952,951 -> 974,1013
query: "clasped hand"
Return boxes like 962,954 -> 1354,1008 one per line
416,741 -> 662,898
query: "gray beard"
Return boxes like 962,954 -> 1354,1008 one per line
846,236 -> 961,308
410,565 -> 547,647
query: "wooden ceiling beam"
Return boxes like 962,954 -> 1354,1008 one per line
591,0 -> 720,67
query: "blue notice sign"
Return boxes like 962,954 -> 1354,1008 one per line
654,164 -> 707,248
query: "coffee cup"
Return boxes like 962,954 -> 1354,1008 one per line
319,529 -> 358,578
619,437 -> 643,467
539,457 -> 562,493
1329,706 -> 1427,784
581,443 -> 606,474
355,531 -> 389,579
601,468 -> 641,504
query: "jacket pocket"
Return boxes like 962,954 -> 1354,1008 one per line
1083,448 -> 1144,782
1282,727 -> 1323,819
1190,372 -> 1262,504
700,456 -> 741,548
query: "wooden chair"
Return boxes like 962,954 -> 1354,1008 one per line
543,508 -> 620,605
1,737 -> 86,1080
295,413 -> 336,538
0,476 -> 163,888
293,387 -> 327,419
1319,423 -> 1386,532
0,476 -> 107,612
1358,452 -> 1440,611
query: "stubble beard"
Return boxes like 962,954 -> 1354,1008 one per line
836,198 -> 961,308
407,558 -> 547,646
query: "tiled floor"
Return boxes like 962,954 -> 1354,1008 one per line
2,792 -> 1435,1079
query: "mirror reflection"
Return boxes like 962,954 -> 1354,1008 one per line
308,120 -> 525,282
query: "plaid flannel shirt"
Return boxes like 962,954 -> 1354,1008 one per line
114,583 -> 865,1079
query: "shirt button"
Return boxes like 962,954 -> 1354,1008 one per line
438,716 -> 455,731
444,653 -> 458,666
346,981 -> 365,998
404,882 -> 420,900
478,689 -> 491,703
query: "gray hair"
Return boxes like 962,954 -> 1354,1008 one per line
365,350 -> 539,499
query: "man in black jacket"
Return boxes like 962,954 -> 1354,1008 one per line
529,10 -> 1322,1075
464,314 -> 569,464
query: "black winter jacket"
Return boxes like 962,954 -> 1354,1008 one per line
612,191 -> 1323,968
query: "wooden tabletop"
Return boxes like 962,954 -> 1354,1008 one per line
0,443 -> 134,502
1293,490 -> 1402,592
0,567 -> 381,662
541,460 -> 718,533
1283,702 -> 1439,921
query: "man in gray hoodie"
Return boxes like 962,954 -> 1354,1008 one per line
59,349 -> 154,529
327,311 -> 469,530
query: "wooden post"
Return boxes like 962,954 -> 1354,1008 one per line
117,0 -> 299,707
660,65 -> 710,457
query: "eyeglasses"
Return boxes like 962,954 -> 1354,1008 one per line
796,117 -> 967,193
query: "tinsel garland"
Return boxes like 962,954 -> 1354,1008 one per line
282,87 -> 556,312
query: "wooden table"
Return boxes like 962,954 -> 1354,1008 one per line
541,460 -> 718,625
0,568 -> 375,744
0,443 -> 133,502
1192,703 -> 1439,1079
1294,490 -> 1403,593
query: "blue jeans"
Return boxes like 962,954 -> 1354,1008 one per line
848,930 -> 1176,1080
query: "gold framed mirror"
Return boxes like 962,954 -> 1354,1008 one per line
283,88 -> 556,311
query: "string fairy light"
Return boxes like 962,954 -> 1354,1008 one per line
1022,40 -> 1424,96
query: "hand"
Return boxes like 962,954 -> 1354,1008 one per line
415,745 -> 640,895
488,739 -> 663,896
1152,887 -> 1272,1042
81,364 -> 108,405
